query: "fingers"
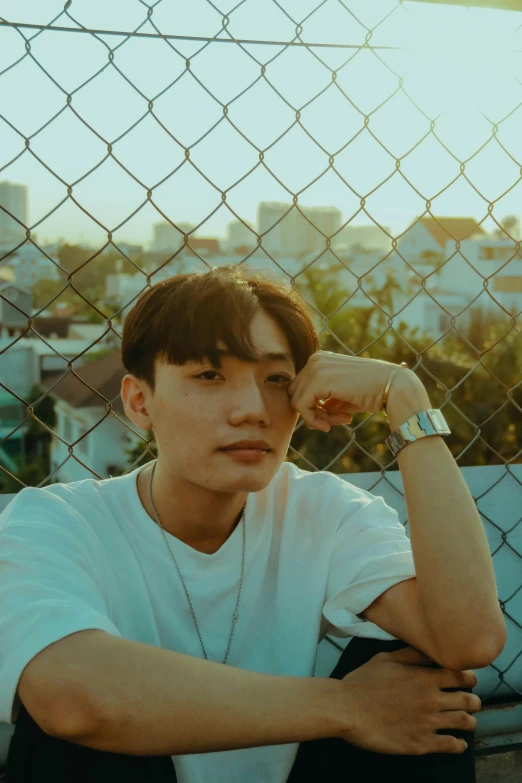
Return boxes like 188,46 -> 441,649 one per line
307,411 -> 353,430
303,402 -> 353,430
428,734 -> 470,755
438,691 -> 482,713
434,709 -> 478,732
437,668 -> 478,689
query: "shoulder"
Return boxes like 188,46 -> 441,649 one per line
274,460 -> 380,498
271,462 -> 390,524
0,478 -> 107,539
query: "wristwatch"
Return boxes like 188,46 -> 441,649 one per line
386,409 -> 451,457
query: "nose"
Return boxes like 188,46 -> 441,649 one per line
228,378 -> 272,426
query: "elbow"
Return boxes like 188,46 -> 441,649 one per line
439,619 -> 508,672
46,687 -> 105,741
18,676 -> 97,741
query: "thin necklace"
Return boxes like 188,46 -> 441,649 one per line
148,459 -> 246,665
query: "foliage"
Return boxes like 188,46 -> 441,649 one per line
287,265 -> 522,473
25,382 -> 57,432
0,455 -> 50,494
31,244 -> 142,320
116,430 -> 158,477
0,384 -> 57,493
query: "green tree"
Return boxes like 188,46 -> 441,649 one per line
0,384 -> 57,493
31,245 -> 143,320
0,455 -> 50,494
288,264 -> 522,473
117,429 -> 157,477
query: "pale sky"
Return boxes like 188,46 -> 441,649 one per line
0,0 -> 521,247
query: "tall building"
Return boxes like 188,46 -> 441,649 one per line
257,203 -> 288,256
226,219 -> 256,251
0,181 -> 28,245
301,206 -> 342,255
257,202 -> 341,257
151,221 -> 196,251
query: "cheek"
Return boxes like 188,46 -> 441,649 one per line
281,408 -> 299,432
155,396 -> 207,429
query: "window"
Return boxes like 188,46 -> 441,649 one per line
493,276 -> 522,293
479,246 -> 515,261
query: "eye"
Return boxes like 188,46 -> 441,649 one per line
195,372 -> 292,384
195,371 -> 221,381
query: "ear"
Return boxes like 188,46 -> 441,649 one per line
121,374 -> 154,431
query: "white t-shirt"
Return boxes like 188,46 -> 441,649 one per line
0,461 -> 416,782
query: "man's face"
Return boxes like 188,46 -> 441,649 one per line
134,310 -> 300,493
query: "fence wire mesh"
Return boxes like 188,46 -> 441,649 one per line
0,0 -> 522,706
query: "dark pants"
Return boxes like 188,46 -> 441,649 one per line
5,636 -> 475,782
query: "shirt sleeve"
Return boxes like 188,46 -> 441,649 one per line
323,484 -> 416,641
0,488 -> 122,725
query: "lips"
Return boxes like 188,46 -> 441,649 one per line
220,446 -> 271,461
220,441 -> 271,451
221,448 -> 271,453
224,448 -> 270,452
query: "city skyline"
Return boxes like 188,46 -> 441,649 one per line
0,2 -> 521,247
1,179 -> 521,254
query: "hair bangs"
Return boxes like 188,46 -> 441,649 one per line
121,265 -> 320,392
159,280 -> 263,369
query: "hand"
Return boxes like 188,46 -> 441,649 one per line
337,646 -> 481,756
286,351 -> 423,432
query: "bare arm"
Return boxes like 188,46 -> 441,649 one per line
385,371 -> 506,669
18,629 -> 347,756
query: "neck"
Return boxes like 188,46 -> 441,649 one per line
137,460 -> 247,554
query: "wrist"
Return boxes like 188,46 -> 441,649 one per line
321,677 -> 356,740
385,370 -> 432,432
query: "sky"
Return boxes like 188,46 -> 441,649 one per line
0,0 -> 521,248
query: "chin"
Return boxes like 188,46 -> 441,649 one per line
228,475 -> 274,492
220,466 -> 278,493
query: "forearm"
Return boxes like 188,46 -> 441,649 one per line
56,633 -> 346,756
387,372 -> 506,667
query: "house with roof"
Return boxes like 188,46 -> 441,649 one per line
436,236 -> 522,319
397,216 -> 487,267
397,216 -> 522,324
43,350 -> 142,483
394,217 -> 492,333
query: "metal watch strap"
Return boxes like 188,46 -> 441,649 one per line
386,409 -> 451,457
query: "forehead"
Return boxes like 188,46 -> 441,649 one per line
216,309 -> 294,365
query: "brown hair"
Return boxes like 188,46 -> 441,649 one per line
121,265 -> 320,392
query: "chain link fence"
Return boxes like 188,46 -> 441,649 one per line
1,0 -> 521,715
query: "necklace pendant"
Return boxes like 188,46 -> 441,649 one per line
232,610 -> 239,622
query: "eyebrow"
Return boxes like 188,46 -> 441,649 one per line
216,349 -> 295,367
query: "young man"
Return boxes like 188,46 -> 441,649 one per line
1,265 -> 505,782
